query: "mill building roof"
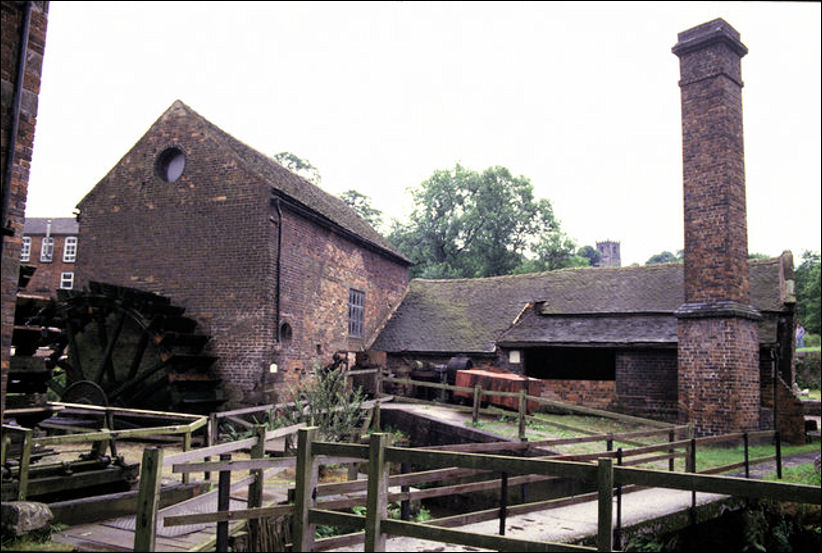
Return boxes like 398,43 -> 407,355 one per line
371,255 -> 792,354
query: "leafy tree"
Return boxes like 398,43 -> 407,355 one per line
645,250 -> 683,265
577,245 -> 602,267
272,151 -> 322,185
795,250 -> 820,335
389,164 -> 575,279
340,189 -> 383,229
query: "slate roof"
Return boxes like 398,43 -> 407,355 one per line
23,218 -> 79,235
371,257 -> 789,354
173,101 -> 408,264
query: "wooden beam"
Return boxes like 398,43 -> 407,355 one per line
134,447 -> 163,552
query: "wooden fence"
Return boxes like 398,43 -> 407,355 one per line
133,423 -> 819,552
1,402 -> 206,500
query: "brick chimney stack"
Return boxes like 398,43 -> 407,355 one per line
672,19 -> 761,435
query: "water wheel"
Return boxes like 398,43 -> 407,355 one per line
22,282 -> 225,414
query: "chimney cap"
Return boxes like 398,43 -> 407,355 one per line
672,18 -> 747,58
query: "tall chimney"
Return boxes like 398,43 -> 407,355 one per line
672,19 -> 761,435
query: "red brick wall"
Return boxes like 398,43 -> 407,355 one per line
615,349 -> 678,422
675,22 -> 750,306
677,317 -> 761,435
75,102 -> 408,408
20,232 -> 77,296
673,20 -> 761,435
270,206 -> 408,397
1,1 -> 48,419
541,379 -> 615,410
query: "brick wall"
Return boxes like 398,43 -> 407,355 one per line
76,103 -> 280,408
76,102 -> 408,408
1,1 -> 48,419
677,317 -> 761,435
269,205 -> 408,400
541,379 -> 616,410
673,19 -> 761,435
615,349 -> 678,422
20,232 -> 77,296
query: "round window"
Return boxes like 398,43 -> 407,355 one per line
156,147 -> 186,182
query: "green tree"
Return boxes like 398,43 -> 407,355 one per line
577,245 -> 602,267
645,250 -> 683,265
795,250 -> 820,335
389,164 -> 576,279
272,151 -> 322,185
339,189 -> 383,229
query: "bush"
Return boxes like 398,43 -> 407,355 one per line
275,364 -> 366,442
796,351 -> 821,391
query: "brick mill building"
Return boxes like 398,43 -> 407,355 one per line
58,18 -> 803,439
74,100 -> 411,408
374,18 -> 804,440
18,217 -> 79,297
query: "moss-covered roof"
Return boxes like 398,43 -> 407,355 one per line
371,257 -> 789,353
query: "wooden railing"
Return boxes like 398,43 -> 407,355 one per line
131,424 -> 819,552
1,403 -> 206,500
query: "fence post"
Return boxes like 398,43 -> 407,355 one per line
775,431 -> 782,479
518,390 -> 527,440
689,437 -> 697,520
16,429 -> 33,501
216,454 -> 231,552
293,427 -> 318,552
499,472 -> 509,536
615,448 -> 623,550
373,401 -> 381,432
106,410 -> 119,459
400,462 -> 410,521
206,412 -> 218,481
134,447 -> 163,552
743,432 -> 750,479
597,457 -> 613,552
472,385 -> 481,423
182,428 -> 192,485
248,424 -> 266,550
365,433 -> 390,552
668,429 -> 676,471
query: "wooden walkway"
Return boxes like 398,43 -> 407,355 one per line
52,469 -> 291,552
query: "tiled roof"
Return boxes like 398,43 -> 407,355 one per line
175,101 -> 409,264
23,217 -> 78,235
371,257 -> 788,353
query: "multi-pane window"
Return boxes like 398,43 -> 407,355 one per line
63,236 -> 78,262
60,272 -> 74,290
348,289 -> 365,337
20,237 -> 31,262
40,237 -> 54,262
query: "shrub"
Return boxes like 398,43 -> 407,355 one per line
796,351 -> 821,391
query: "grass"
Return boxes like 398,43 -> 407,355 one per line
695,440 -> 821,473
764,463 -> 822,486
805,389 -> 821,401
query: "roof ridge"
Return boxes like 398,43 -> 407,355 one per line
170,101 -> 409,263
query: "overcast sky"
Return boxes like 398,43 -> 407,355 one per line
25,1 -> 821,267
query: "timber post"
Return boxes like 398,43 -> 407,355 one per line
17,428 -> 33,501
364,432 -> 390,552
472,385 -> 481,423
216,454 -> 231,552
293,427 -> 318,552
248,424 -> 267,549
134,447 -> 163,552
373,401 -> 381,432
597,457 -> 613,552
182,428 -> 191,484
518,390 -> 527,440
